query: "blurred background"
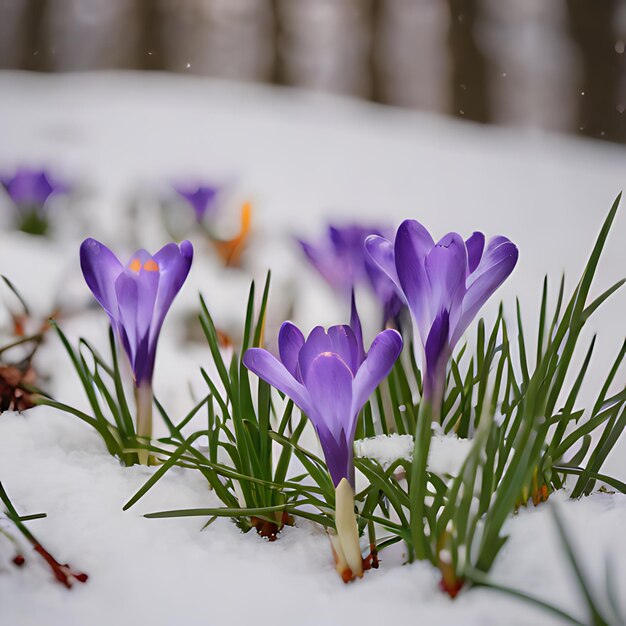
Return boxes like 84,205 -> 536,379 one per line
1,0 -> 625,143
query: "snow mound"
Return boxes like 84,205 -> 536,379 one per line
355,433 -> 473,476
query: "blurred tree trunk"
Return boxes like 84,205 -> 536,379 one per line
448,0 -> 489,122
373,0 -> 450,112
567,0 -> 624,142
41,0 -> 144,70
0,0 -> 39,69
274,0 -> 373,97
478,0 -> 576,133
156,0 -> 274,81
141,0 -> 162,70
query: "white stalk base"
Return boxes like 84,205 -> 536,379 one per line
331,478 -> 363,582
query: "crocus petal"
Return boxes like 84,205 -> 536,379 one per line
317,425 -> 353,488
305,353 -> 357,486
278,322 -> 305,381
175,185 -> 219,221
153,241 -> 194,290
30,172 -> 54,204
365,235 -> 401,292
80,238 -> 124,319
327,225 -> 370,285
475,235 -> 511,259
136,265 -> 161,345
243,348 -> 312,414
364,255 -> 404,324
150,241 -> 193,346
113,268 -> 160,384
126,248 -> 153,269
424,308 -> 450,400
425,232 -> 467,331
3,168 -> 61,205
298,326 -> 332,385
298,240 -> 347,293
305,353 -> 354,431
328,325 -> 361,376
350,291 -> 366,366
351,329 -> 403,421
394,220 -> 434,337
113,272 -> 140,370
465,231 -> 485,274
452,238 -> 519,345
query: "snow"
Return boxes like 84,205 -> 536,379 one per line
428,434 -> 475,477
0,71 -> 626,625
355,433 -> 472,477
355,434 -> 414,468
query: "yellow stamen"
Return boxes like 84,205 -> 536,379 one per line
143,259 -> 159,272
129,258 -> 141,273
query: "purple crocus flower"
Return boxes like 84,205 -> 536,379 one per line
366,220 -> 518,405
1,167 -> 66,207
80,238 -> 193,464
80,238 -> 193,386
173,183 -> 220,222
244,308 -> 402,580
298,224 -> 403,325
243,314 -> 402,488
1,167 -> 68,235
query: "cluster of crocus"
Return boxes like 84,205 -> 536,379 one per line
367,220 -> 518,411
75,212 -> 515,581
299,224 -> 403,326
244,303 -> 403,581
244,219 -> 516,581
0,167 -> 68,235
80,238 -> 193,464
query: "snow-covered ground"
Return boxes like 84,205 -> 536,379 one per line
1,71 -> 626,625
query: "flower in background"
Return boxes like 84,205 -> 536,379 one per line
0,167 -> 68,235
173,182 -> 220,222
298,224 -> 402,326
365,253 -> 404,326
80,238 -> 193,463
367,221 -> 518,408
212,200 -> 252,267
244,305 -> 402,581
170,180 -> 252,268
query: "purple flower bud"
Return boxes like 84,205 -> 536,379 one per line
367,220 -> 518,404
244,308 -> 402,487
79,238 -> 193,386
173,183 -> 220,222
1,167 -> 67,207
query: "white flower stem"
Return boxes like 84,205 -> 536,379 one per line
135,382 -> 153,466
332,478 -> 363,581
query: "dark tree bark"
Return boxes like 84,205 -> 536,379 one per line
567,0 -> 625,143
448,0 -> 490,123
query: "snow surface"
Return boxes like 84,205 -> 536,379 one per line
355,433 -> 472,477
0,71 -> 626,625
355,434 -> 415,468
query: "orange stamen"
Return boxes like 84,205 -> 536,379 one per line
212,200 -> 252,268
143,259 -> 159,272
129,258 -> 141,273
